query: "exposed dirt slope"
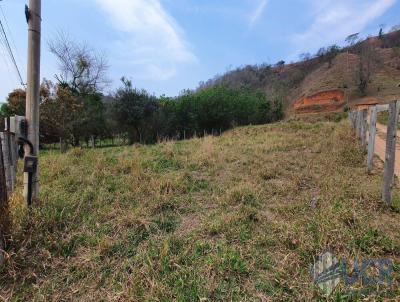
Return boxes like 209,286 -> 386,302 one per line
293,48 -> 400,114
294,90 -> 345,114
203,30 -> 400,115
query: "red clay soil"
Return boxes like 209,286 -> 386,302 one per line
293,89 -> 345,114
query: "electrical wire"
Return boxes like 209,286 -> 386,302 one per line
0,10 -> 25,87
0,4 -> 23,71
0,25 -> 15,87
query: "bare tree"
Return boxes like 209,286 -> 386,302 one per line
357,43 -> 381,95
326,45 -> 340,68
390,24 -> 400,33
299,52 -> 311,62
345,33 -> 360,47
49,32 -> 109,95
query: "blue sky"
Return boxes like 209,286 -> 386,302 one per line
0,0 -> 399,102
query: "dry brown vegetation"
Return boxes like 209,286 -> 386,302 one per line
0,118 -> 399,301
203,31 -> 400,116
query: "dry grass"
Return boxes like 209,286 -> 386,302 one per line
0,119 -> 399,301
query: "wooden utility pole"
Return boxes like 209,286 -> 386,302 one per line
24,0 -> 41,203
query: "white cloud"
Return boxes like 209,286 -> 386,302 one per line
94,0 -> 196,81
249,0 -> 269,27
291,0 -> 396,55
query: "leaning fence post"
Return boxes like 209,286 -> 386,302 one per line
382,101 -> 400,205
367,106 -> 377,171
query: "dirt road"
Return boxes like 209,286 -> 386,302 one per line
371,122 -> 400,176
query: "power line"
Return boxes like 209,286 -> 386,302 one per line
0,32 -> 16,88
0,12 -> 25,87
0,4 -> 23,70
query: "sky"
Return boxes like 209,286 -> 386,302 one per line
0,0 -> 399,102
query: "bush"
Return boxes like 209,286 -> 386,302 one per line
113,84 -> 284,143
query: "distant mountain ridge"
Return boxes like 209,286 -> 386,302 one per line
199,30 -> 400,115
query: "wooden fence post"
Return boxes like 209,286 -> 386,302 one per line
350,111 -> 355,130
353,111 -> 357,133
0,133 -> 12,196
349,111 -> 353,129
367,106 -> 377,171
382,101 -> 400,204
0,133 -> 8,267
356,111 -> 362,138
361,109 -> 368,149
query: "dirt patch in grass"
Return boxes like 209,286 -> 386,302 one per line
0,120 -> 399,301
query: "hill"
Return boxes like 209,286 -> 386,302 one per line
200,30 -> 400,115
1,117 -> 399,300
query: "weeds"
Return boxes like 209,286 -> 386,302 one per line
0,120 -> 399,301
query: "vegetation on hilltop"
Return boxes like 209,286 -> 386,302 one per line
198,28 -> 400,109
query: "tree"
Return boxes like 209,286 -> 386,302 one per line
112,77 -> 158,144
40,83 -> 84,147
357,43 -> 381,96
299,53 -> 311,62
390,24 -> 400,33
1,84 -> 49,118
345,33 -> 359,46
316,47 -> 327,58
378,24 -> 386,39
47,33 -> 110,147
326,45 -> 341,68
49,32 -> 109,95
0,89 -> 26,117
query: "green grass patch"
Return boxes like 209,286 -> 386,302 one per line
1,120 -> 399,301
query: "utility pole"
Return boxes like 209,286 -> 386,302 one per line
24,0 -> 41,204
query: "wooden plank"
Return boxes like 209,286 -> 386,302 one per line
0,131 -> 8,267
356,111 -> 362,138
0,133 -> 12,195
352,111 -> 357,130
382,101 -> 400,204
9,135 -> 17,190
349,111 -> 356,131
376,104 -> 390,112
368,106 -> 377,171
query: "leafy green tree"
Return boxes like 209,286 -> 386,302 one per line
113,77 -> 158,144
0,89 -> 26,117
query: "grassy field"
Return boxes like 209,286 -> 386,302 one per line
1,119 -> 399,301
